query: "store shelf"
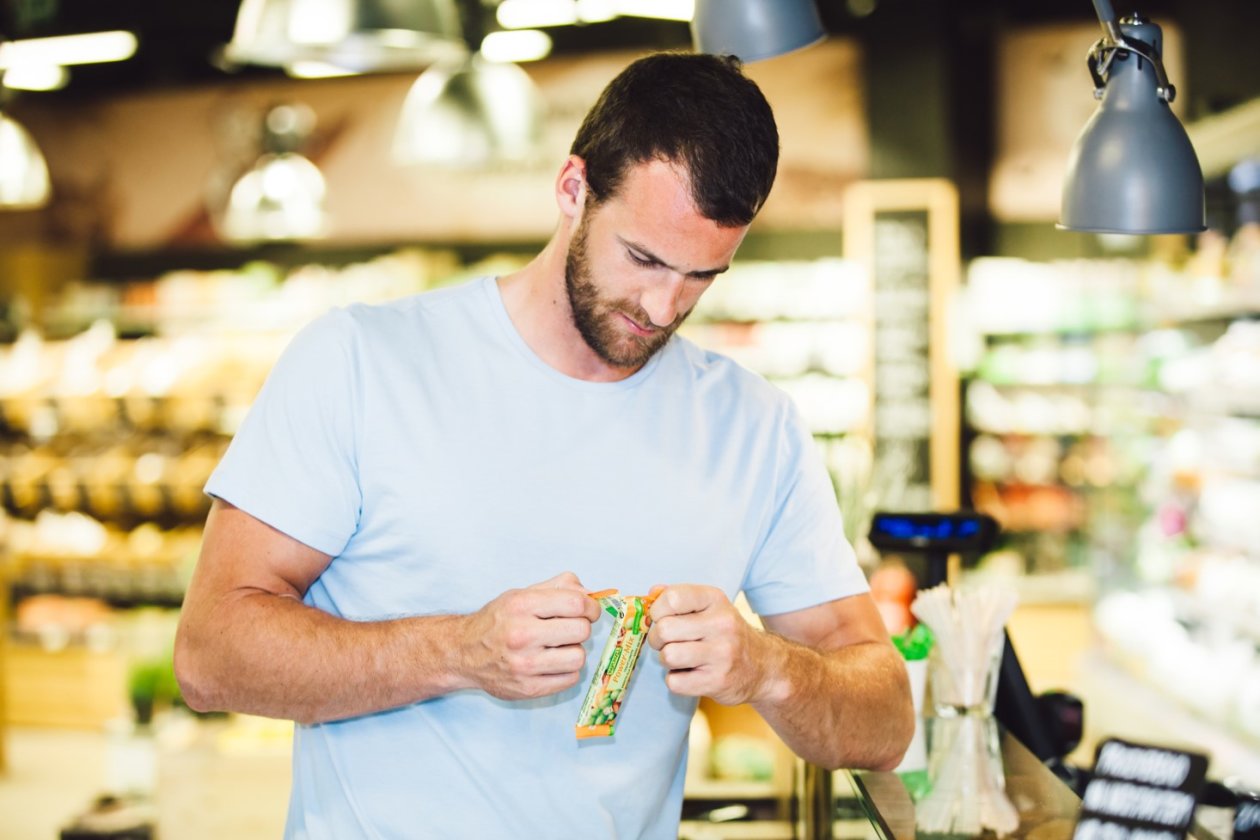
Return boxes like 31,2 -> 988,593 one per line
959,252 -> 1260,590
3,643 -> 129,728
684,778 -> 789,801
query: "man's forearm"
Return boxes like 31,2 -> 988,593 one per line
175,591 -> 466,725
750,633 -> 915,771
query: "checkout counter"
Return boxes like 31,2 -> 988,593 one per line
839,719 -> 1092,840
681,718 -> 1231,840
675,512 -> 1241,840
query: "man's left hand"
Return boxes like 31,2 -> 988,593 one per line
647,584 -> 777,706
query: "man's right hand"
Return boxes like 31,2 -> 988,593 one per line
457,572 -> 601,701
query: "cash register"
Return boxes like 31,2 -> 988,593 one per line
867,510 -> 1086,790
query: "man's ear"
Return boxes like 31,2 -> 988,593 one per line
555,155 -> 587,220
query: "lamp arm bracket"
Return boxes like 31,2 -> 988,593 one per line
1087,35 -> 1176,102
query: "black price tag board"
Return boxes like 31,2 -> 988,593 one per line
842,179 -> 961,514
870,211 -> 934,512
1236,790 -> 1260,840
1073,738 -> 1209,840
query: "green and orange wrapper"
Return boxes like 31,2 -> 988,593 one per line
575,589 -> 658,739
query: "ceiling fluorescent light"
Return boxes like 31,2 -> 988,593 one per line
496,0 -> 579,29
0,31 -> 138,68
576,0 -> 616,23
614,0 -> 694,22
3,63 -> 69,91
286,61 -> 360,78
480,30 -> 552,63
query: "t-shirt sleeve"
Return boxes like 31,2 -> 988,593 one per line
205,307 -> 362,557
741,400 -> 869,617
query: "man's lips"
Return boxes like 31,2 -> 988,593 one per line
619,312 -> 657,337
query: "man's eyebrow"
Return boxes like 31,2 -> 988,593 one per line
619,236 -> 729,278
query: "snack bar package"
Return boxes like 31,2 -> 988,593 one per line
575,589 -> 658,739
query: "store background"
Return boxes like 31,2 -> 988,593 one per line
2,0 -> 1260,837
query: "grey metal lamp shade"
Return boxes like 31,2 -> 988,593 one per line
392,53 -> 544,169
0,111 -> 51,210
690,0 -> 825,63
225,0 -> 467,72
1059,16 -> 1205,234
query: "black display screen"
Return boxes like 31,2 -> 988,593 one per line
867,511 -> 999,553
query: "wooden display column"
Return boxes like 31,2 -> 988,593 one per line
843,179 -> 962,563
1,564 -> 7,773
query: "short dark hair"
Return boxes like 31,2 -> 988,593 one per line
570,52 -> 779,227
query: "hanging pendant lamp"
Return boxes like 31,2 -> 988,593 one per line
690,0 -> 825,63
225,0 -> 467,73
0,109 -> 51,210
1059,0 -> 1204,234
392,51 -> 544,169
220,103 -> 327,243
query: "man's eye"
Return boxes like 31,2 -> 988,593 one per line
628,251 -> 657,267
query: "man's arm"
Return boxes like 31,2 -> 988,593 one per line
648,586 -> 914,771
174,499 -> 600,725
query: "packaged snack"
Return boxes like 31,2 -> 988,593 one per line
575,589 -> 658,739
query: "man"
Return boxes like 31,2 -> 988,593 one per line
174,52 -> 913,838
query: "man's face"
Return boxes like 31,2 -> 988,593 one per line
563,159 -> 748,373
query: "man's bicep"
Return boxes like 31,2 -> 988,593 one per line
193,498 -> 334,601
761,593 -> 892,652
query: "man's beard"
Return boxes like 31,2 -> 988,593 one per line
564,215 -> 686,370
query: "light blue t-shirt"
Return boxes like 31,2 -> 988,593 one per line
206,276 -> 868,839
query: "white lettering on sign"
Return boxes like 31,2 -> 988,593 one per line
1082,780 -> 1197,826
1074,818 -> 1180,840
1096,742 -> 1192,788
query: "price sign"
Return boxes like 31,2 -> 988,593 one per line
843,179 -> 961,515
1073,738 -> 1210,840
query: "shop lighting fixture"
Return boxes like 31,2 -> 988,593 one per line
221,104 -> 327,242
285,61 -> 359,79
3,63 -> 69,92
496,0 -> 580,29
0,30 -> 138,69
224,0 -> 467,73
0,109 -> 51,210
575,0 -> 617,24
480,30 -> 553,64
1058,0 -> 1204,234
690,0 -> 824,63
495,0 -> 687,29
616,0 -> 694,22
392,51 -> 544,169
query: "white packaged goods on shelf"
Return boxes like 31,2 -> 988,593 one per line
965,257 -> 1144,336
681,320 -> 867,379
1198,479 -> 1260,553
693,259 -> 869,322
773,374 -> 869,435
965,381 -> 1094,436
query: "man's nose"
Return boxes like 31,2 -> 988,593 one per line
639,273 -> 686,328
